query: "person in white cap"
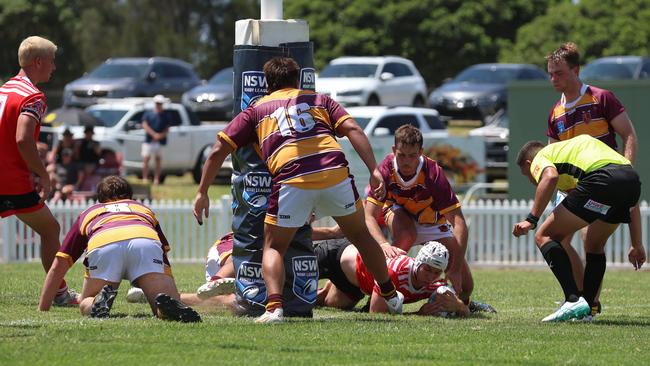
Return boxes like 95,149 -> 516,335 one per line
141,94 -> 170,184
314,239 -> 474,316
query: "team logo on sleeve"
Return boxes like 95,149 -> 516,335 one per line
291,256 -> 318,304
300,68 -> 316,91
235,261 -> 266,305
241,71 -> 267,110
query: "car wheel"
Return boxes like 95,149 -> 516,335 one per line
367,94 -> 380,106
412,95 -> 426,107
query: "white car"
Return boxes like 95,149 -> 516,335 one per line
316,56 -> 428,107
347,106 -> 448,138
469,109 -> 509,182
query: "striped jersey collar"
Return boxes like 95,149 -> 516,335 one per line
392,155 -> 424,187
560,83 -> 589,108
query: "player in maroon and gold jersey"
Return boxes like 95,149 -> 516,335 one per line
193,57 -> 402,322
545,42 -> 640,317
0,36 -> 78,306
38,176 -> 200,322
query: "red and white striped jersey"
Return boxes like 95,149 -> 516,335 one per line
0,76 -> 47,194
355,254 -> 443,303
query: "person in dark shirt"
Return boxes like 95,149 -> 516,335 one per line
141,94 -> 170,185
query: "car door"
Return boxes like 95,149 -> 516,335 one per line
376,62 -> 415,106
371,113 -> 419,136
160,109 -> 192,169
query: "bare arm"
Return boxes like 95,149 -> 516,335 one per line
513,167 -> 558,237
610,111 -> 637,163
311,225 -> 344,241
364,201 -> 390,245
416,291 -> 470,317
444,207 -> 468,255
16,114 -> 50,199
627,204 -> 645,270
192,137 -> 234,224
336,119 -> 377,174
38,257 -> 71,311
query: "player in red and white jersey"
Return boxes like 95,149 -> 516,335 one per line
0,36 -> 78,306
544,43 -> 641,317
315,239 -> 469,316
193,57 -> 402,322
365,125 -> 475,304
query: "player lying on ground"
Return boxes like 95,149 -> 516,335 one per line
513,135 -> 644,322
315,239 -> 470,316
38,176 -> 201,322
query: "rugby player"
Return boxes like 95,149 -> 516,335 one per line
0,36 -> 77,306
38,176 -> 200,322
193,56 -> 403,322
513,135 -> 644,322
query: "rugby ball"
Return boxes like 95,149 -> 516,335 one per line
428,285 -> 455,318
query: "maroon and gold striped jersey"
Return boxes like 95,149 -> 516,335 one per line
547,84 -> 625,149
218,88 -> 352,189
367,154 -> 460,225
56,199 -> 169,265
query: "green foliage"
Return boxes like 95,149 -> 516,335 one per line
501,0 -> 650,67
1,264 -> 650,365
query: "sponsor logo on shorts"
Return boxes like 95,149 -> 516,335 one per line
279,214 -> 291,220
344,202 -> 355,209
241,71 -> 267,111
88,265 -> 97,270
583,199 -> 611,215
153,259 -> 163,265
292,256 -> 318,304
236,261 -> 266,305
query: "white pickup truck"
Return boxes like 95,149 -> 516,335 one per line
44,98 -> 231,183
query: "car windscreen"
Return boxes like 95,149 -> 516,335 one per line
87,109 -> 128,128
209,68 -> 234,85
581,60 -> 639,80
88,63 -> 149,79
351,117 -> 371,129
320,64 -> 378,78
453,67 -> 521,84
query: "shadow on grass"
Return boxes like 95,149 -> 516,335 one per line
589,318 -> 650,327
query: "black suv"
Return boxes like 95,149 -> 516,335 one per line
63,57 -> 201,107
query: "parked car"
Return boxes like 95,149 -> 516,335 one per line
316,56 -> 428,107
468,109 -> 508,182
42,98 -> 231,184
63,57 -> 201,107
346,106 -> 448,138
428,63 -> 547,122
182,67 -> 234,121
580,56 -> 650,81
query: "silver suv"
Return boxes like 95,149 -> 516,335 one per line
316,56 -> 428,107
63,57 -> 201,107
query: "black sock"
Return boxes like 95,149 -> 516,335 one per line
540,241 -> 579,302
583,252 -> 606,306
377,280 -> 396,299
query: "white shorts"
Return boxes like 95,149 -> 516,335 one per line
141,142 -> 162,158
385,207 -> 455,246
85,238 -> 167,283
205,245 -> 223,281
266,177 -> 362,228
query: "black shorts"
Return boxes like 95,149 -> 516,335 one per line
313,238 -> 364,302
0,191 -> 42,218
562,164 -> 641,224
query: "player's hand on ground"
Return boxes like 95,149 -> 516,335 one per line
192,192 -> 209,225
370,169 -> 386,200
512,221 -> 533,237
381,244 -> 406,259
628,245 -> 646,270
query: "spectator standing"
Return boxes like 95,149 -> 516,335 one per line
141,94 -> 170,185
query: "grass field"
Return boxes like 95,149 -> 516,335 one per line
1,263 -> 649,365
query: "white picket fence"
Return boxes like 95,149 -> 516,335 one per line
1,198 -> 648,267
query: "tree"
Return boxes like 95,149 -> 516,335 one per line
501,0 -> 650,67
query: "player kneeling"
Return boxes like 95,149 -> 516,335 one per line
316,240 -> 469,316
38,176 -> 200,322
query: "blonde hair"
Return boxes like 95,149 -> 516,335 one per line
18,36 -> 57,68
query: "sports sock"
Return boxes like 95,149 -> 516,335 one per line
56,280 -> 68,296
265,293 -> 283,312
583,252 -> 606,307
540,241 -> 579,302
377,280 -> 396,299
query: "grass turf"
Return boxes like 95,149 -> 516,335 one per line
1,263 -> 649,365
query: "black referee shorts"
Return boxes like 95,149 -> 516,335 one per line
562,164 -> 641,224
0,191 -> 41,218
